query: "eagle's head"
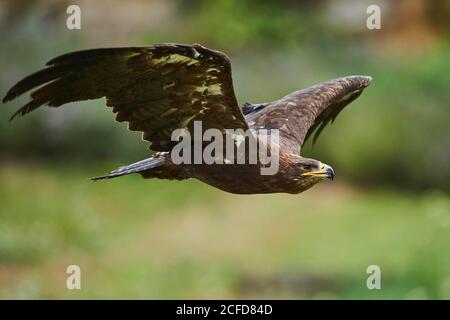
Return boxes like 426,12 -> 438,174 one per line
293,158 -> 335,192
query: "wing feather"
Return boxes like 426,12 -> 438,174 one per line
3,44 -> 248,151
246,75 -> 372,150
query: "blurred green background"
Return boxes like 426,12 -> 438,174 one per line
0,0 -> 449,299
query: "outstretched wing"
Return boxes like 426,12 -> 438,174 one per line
3,44 -> 248,151
246,75 -> 372,150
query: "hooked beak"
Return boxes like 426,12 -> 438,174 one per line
302,163 -> 335,181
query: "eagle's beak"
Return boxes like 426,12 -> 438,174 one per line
302,163 -> 335,180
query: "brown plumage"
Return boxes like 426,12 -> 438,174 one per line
2,44 -> 372,194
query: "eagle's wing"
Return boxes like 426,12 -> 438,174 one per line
246,75 -> 372,150
3,44 -> 247,151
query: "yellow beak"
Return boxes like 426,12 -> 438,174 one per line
301,163 -> 335,180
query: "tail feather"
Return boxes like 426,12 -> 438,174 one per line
91,157 -> 163,180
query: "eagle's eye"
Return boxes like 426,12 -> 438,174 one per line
303,164 -> 313,171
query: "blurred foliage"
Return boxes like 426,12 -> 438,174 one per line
0,0 -> 449,300
0,165 -> 449,299
177,0 -> 326,49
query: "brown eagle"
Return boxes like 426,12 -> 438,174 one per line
2,44 -> 372,194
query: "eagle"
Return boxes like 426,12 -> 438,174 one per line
2,44 -> 372,194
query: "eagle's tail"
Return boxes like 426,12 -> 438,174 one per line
91,157 -> 164,180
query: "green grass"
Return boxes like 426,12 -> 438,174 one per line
0,163 -> 449,299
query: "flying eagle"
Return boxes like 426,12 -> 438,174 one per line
2,44 -> 372,194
